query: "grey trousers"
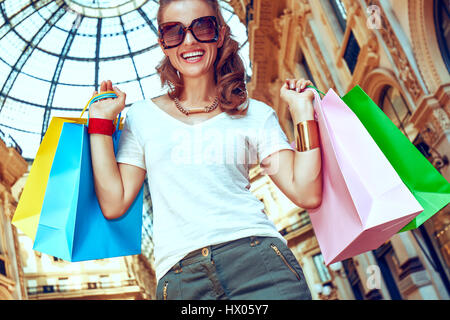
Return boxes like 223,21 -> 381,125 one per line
155,236 -> 312,300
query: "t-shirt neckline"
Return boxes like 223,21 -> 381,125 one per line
148,99 -> 227,128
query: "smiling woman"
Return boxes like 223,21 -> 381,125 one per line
85,0 -> 319,301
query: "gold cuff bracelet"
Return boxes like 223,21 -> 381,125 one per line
296,120 -> 320,152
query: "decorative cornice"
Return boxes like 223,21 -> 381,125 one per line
365,0 -> 424,102
408,0 -> 449,94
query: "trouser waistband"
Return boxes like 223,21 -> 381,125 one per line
170,236 -> 262,272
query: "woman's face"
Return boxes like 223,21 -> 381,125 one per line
159,0 -> 225,79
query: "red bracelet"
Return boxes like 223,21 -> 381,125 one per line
88,118 -> 116,136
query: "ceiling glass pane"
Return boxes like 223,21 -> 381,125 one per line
1,31 -> 26,66
20,50 -> 59,81
115,80 -> 144,104
99,57 -> 136,83
0,99 -> 44,133
52,84 -> 95,110
58,59 -> 96,85
140,74 -> 166,98
132,49 -> 163,78
125,23 -> 156,52
0,59 -> 10,87
37,24 -> 67,55
8,73 -> 51,106
3,0 -> 32,18
13,11 -> 46,42
99,32 -> 130,57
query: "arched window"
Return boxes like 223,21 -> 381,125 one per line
379,85 -> 412,139
435,0 -> 450,72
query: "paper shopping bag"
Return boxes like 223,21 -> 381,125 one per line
306,88 -> 423,265
12,91 -> 121,241
12,116 -> 85,240
32,120 -> 143,261
342,86 -> 450,232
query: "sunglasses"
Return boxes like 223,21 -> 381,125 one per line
158,16 -> 219,49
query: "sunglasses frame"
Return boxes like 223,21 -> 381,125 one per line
158,15 -> 220,49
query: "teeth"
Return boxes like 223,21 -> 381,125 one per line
182,51 -> 204,59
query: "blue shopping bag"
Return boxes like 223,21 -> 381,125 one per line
33,93 -> 144,261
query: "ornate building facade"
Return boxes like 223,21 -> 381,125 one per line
0,131 -> 28,299
232,0 -> 450,299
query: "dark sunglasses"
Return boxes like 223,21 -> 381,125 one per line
158,16 -> 219,49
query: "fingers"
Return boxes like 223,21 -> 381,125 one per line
100,80 -> 107,93
99,80 -> 114,93
113,85 -> 126,104
285,78 -> 313,93
107,80 -> 113,92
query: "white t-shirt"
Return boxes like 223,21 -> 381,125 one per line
115,97 -> 296,282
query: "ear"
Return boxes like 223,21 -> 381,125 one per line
217,26 -> 226,49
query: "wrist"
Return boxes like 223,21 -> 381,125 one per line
89,110 -> 116,121
88,118 -> 116,136
290,100 -> 315,123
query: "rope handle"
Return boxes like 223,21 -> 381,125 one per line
80,91 -> 121,132
305,85 -> 326,96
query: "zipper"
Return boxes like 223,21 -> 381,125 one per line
270,243 -> 302,281
163,281 -> 168,300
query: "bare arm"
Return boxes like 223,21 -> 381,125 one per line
260,79 -> 322,209
89,80 -> 146,219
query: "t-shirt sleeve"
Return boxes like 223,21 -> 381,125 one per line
115,110 -> 146,170
257,108 -> 296,165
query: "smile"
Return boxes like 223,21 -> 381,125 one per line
181,50 -> 205,63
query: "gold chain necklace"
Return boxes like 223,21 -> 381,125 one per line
173,96 -> 219,116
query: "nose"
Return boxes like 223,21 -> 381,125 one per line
183,28 -> 197,45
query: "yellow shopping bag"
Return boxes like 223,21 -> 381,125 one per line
12,91 -> 121,240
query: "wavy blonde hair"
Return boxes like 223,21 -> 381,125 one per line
156,0 -> 248,115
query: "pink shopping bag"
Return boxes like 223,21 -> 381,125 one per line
307,88 -> 423,265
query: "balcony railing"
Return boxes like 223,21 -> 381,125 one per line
27,278 -> 138,296
0,128 -> 22,155
279,211 -> 311,236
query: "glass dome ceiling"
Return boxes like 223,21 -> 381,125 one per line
0,0 -> 251,160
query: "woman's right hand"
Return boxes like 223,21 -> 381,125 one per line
89,80 -> 126,120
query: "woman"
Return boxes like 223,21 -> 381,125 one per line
88,0 -> 322,300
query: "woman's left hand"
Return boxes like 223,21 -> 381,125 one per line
280,78 -> 315,121
280,78 -> 315,105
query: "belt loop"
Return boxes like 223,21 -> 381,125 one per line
174,261 -> 183,274
250,236 -> 260,247
209,245 -> 215,264
250,236 -> 255,247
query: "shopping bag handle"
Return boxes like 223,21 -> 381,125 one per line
305,85 -> 326,96
80,91 -> 121,132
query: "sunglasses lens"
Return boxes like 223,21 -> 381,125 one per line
161,23 -> 184,47
192,17 -> 217,42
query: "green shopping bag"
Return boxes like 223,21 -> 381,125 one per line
342,85 -> 450,232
